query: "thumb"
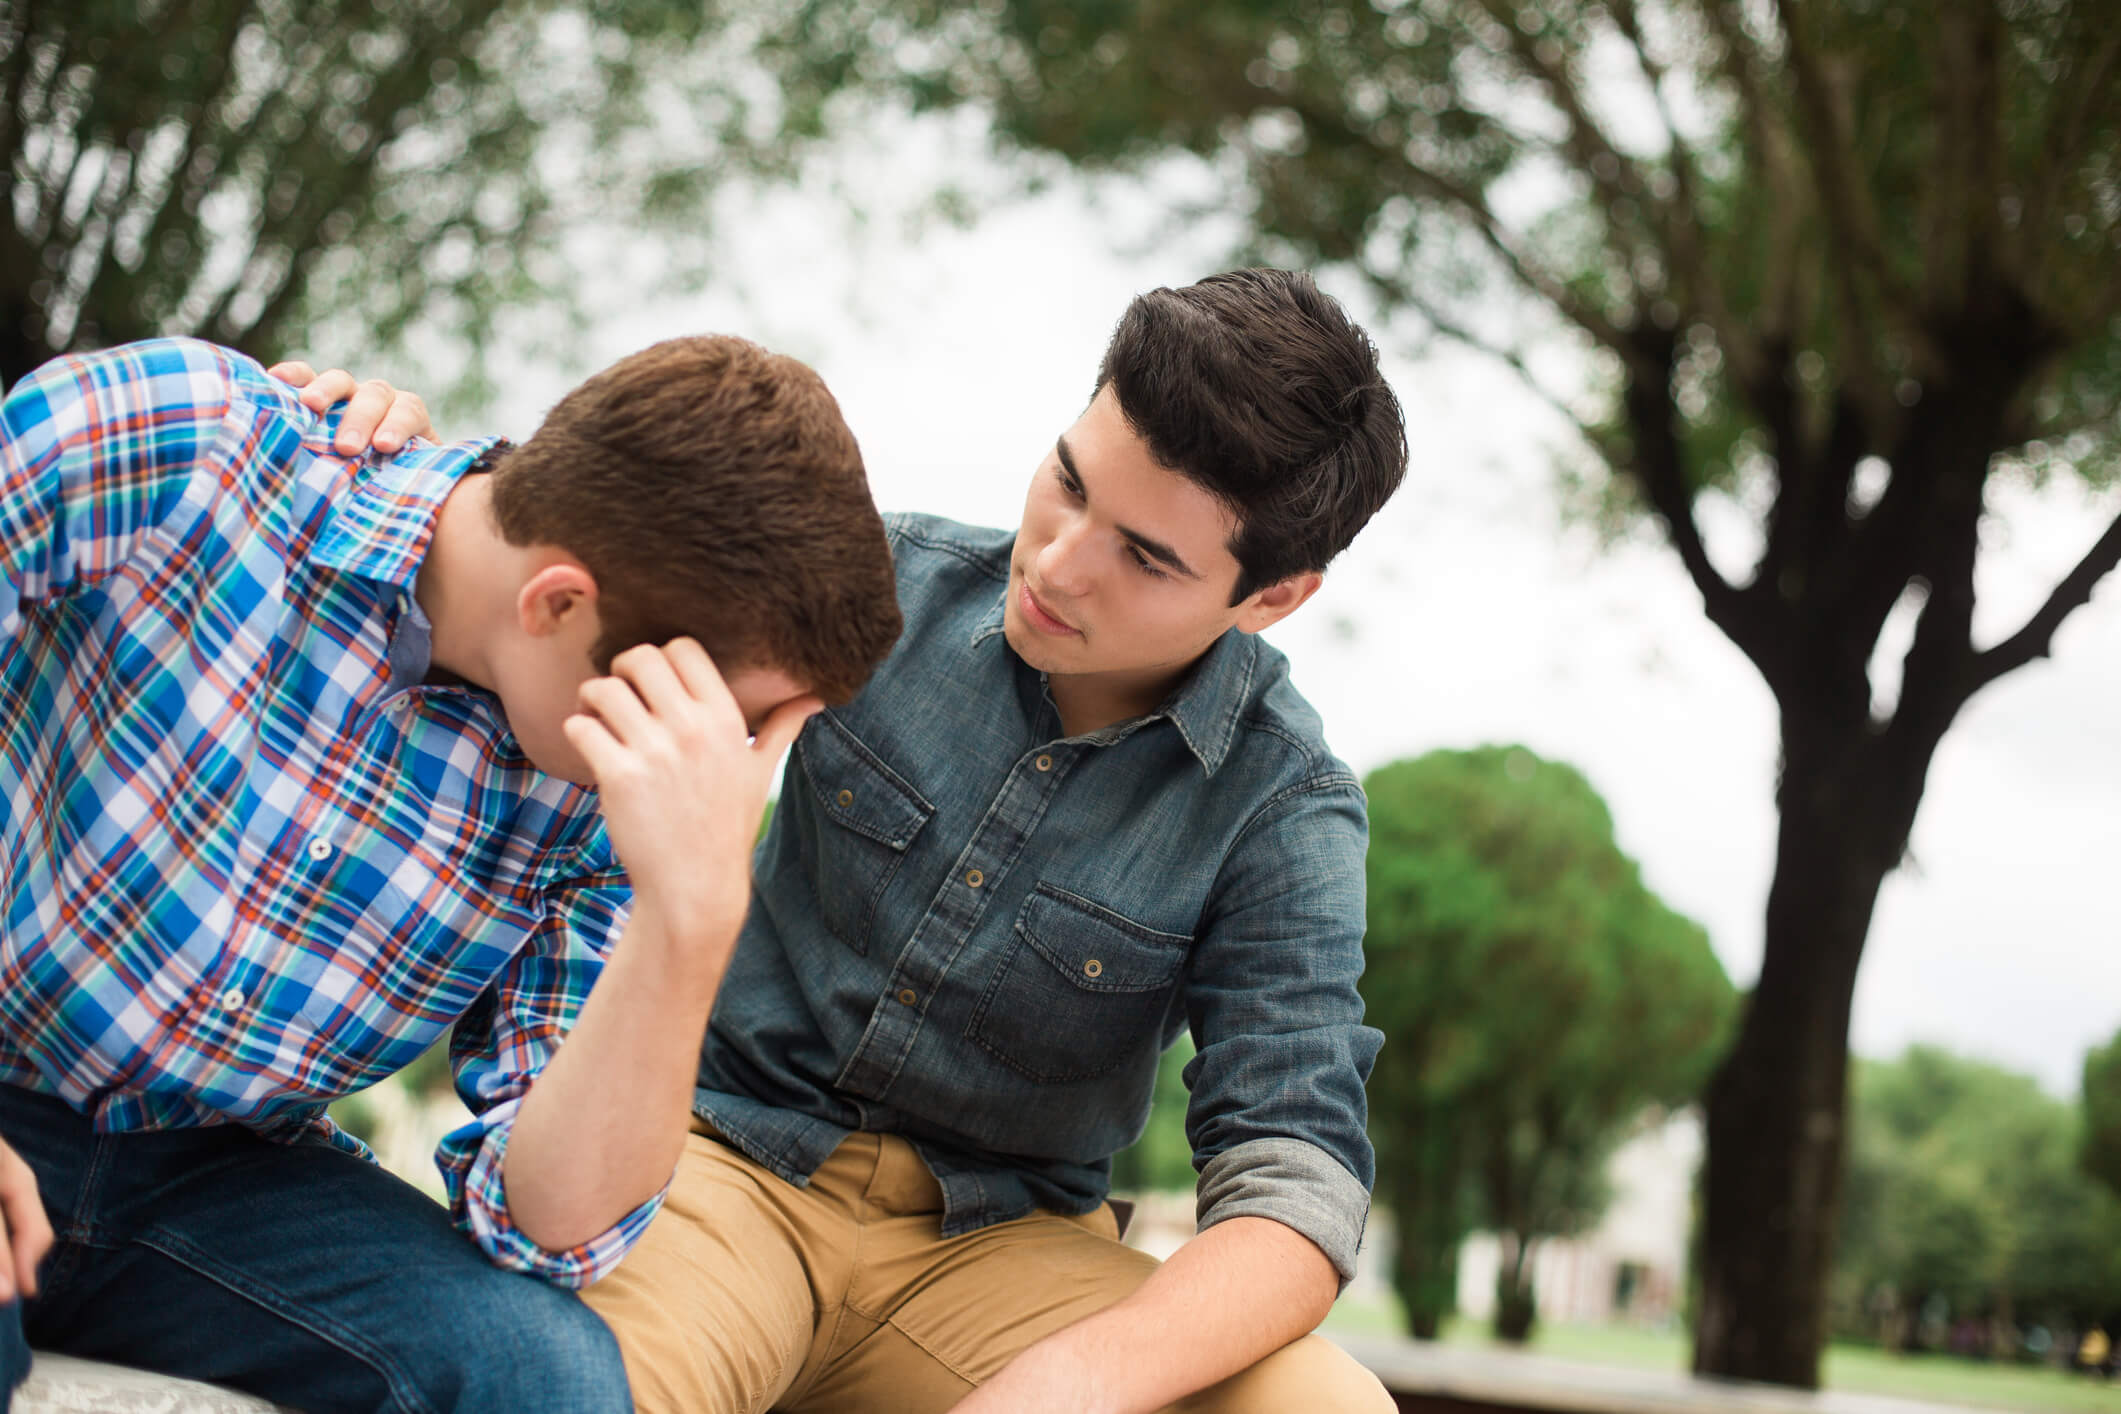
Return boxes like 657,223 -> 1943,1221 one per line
751,696 -> 824,762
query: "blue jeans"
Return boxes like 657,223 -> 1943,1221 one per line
0,1083 -> 628,1413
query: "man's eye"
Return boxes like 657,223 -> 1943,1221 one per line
1054,466 -> 1082,499
1128,546 -> 1167,579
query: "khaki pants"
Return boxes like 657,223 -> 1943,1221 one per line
583,1124 -> 1392,1413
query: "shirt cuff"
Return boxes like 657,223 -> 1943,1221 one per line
438,1103 -> 668,1289
1195,1137 -> 1371,1289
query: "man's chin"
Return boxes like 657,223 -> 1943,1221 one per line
1001,612 -> 1059,672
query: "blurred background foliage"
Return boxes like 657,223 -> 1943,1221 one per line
1358,745 -> 1733,1343
1832,1045 -> 2121,1353
0,0 -> 823,396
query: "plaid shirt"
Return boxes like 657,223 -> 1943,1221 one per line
0,337 -> 652,1287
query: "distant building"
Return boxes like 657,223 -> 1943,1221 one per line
1454,1110 -> 1701,1326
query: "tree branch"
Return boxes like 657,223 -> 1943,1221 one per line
1621,330 -> 1765,663
1361,262 -> 1616,458
1964,504 -> 2121,698
1470,0 -> 1655,227
1768,0 -> 1921,332
1607,0 -> 1768,396
1279,82 -> 1646,364
2022,23 -> 2121,279
1699,0 -> 1806,341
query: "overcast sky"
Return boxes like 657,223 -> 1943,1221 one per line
330,117 -> 2121,1099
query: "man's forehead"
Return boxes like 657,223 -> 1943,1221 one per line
1058,421 -> 1242,580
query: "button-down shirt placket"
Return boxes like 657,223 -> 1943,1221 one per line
837,742 -> 1078,1100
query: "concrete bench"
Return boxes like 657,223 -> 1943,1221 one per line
15,1354 -> 282,1413
1329,1334 -> 1994,1414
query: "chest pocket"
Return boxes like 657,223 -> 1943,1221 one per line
790,711 -> 933,957
968,885 -> 1191,1084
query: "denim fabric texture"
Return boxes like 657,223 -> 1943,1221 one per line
0,1083 -> 629,1414
0,1303 -> 23,1404
697,513 -> 1383,1281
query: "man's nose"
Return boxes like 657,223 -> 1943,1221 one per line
1037,521 -> 1094,597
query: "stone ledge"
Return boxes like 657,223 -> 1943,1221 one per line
16,1354 -> 283,1413
1329,1334 -> 1994,1414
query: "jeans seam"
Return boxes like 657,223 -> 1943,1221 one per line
129,1227 -> 439,1414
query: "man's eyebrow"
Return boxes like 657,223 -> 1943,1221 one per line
1054,434 -> 1203,580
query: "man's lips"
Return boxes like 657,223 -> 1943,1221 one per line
1019,582 -> 1081,636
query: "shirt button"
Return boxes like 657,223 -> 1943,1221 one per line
964,868 -> 984,889
1035,754 -> 1053,772
897,987 -> 918,1006
220,987 -> 246,1011
837,789 -> 854,808
305,837 -> 334,862
1083,959 -> 1104,979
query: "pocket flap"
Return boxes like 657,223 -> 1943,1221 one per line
1015,886 -> 1190,993
795,710 -> 932,851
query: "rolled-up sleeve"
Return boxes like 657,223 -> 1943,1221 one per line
1183,775 -> 1382,1286
434,842 -> 663,1287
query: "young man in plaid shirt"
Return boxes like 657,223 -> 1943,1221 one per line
0,335 -> 900,1410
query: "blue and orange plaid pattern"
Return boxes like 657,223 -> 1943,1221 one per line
0,338 -> 655,1286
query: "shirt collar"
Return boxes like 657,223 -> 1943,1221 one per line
969,584 -> 1255,777
309,436 -> 505,591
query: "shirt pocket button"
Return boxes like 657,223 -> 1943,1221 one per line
1083,959 -> 1103,979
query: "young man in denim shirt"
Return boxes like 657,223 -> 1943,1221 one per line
0,335 -> 900,1411
318,268 -> 1405,1412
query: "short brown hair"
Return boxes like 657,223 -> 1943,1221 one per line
488,335 -> 900,701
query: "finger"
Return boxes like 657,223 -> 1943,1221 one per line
659,638 -> 739,719
0,1162 -> 47,1302
375,391 -> 433,454
577,675 -> 655,748
294,368 -> 359,416
10,1194 -> 49,1300
561,711 -> 625,786
750,696 -> 823,761
334,378 -> 401,455
266,360 -> 317,389
608,645 -> 697,724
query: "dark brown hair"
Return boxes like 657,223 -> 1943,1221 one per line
488,335 -> 900,701
1095,269 -> 1408,603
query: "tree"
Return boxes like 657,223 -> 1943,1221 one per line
1833,1046 -> 2121,1348
2082,1029 -> 2121,1203
1361,746 -> 1734,1342
742,0 -> 2121,1383
1,1 -> 792,390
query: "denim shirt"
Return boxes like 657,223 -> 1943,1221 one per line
696,513 -> 1382,1281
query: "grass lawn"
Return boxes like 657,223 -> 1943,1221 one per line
1321,1293 -> 2121,1413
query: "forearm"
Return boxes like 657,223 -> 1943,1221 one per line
500,896 -> 739,1251
976,1216 -> 1338,1414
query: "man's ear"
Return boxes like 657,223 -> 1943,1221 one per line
1234,570 -> 1324,636
516,560 -> 598,638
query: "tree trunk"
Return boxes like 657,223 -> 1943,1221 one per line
1692,711 -> 1942,1386
1388,1172 -> 1463,1341
1494,1231 -> 1538,1343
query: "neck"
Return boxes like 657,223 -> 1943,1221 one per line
414,472 -> 502,688
1047,664 -> 1187,739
